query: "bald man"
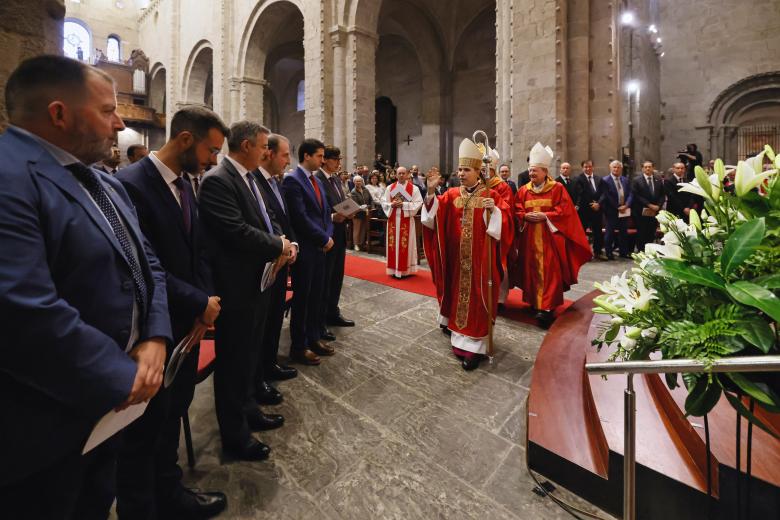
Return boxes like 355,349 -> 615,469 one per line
555,162 -> 578,206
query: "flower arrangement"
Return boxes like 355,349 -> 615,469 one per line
592,146 -> 780,433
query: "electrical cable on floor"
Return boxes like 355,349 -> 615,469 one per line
523,394 -> 613,520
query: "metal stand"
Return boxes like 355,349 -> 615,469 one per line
624,374 -> 636,520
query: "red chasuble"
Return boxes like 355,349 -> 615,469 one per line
513,178 -> 592,310
422,184 -> 513,346
487,176 -> 514,206
385,181 -> 417,276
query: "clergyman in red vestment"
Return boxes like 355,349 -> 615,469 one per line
513,142 -> 592,328
422,138 -> 514,371
382,166 -> 423,278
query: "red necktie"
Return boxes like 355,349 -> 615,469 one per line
310,174 -> 322,207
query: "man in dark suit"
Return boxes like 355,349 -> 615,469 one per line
253,133 -> 299,405
600,160 -> 634,259
199,121 -> 290,460
0,55 -> 171,519
115,106 -> 228,518
555,161 -> 578,203
664,161 -> 696,220
574,159 -> 605,259
499,163 -> 517,194
631,160 -> 666,253
284,139 -> 335,365
316,145 -> 355,341
517,156 -> 531,187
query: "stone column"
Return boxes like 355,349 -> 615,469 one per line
0,0 -> 65,129
495,0 -> 513,165
303,2 -> 327,140
345,27 -> 378,169
239,76 -> 268,121
330,25 -> 347,155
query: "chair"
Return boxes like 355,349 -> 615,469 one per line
182,337 -> 216,469
367,207 -> 387,255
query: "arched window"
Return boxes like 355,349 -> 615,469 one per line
106,35 -> 121,62
63,20 -> 91,62
296,79 -> 305,112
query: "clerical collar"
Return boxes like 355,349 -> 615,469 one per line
464,183 -> 479,193
531,182 -> 546,193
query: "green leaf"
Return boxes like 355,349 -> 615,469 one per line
720,218 -> 765,276
727,373 -> 780,408
685,376 -> 722,416
604,325 -> 619,343
752,274 -> 780,289
723,391 -> 780,441
665,372 -> 679,390
726,281 -> 780,322
658,259 -> 727,290
739,318 -> 776,353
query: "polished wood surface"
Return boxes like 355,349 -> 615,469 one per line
528,289 -> 780,499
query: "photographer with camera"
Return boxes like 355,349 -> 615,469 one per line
677,143 -> 702,181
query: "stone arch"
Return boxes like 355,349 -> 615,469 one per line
707,72 -> 780,162
451,6 -> 496,150
236,0 -> 305,136
149,63 -> 167,115
182,40 -> 214,108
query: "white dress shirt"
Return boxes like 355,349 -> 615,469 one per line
148,151 -> 182,207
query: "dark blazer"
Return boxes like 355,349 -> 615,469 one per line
253,169 -> 297,242
283,166 -> 333,247
663,174 -> 695,217
0,127 -> 171,485
631,174 -> 666,214
316,169 -> 346,235
556,175 -> 578,204
116,157 -> 212,340
198,158 -> 282,309
506,179 -> 517,194
600,174 -> 634,212
518,170 -> 531,188
574,173 -> 603,212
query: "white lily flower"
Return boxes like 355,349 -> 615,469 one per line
620,337 -> 637,349
734,160 -> 776,197
688,209 -> 701,231
632,275 -> 658,311
645,243 -> 683,260
611,317 -> 624,325
678,172 -> 721,202
641,327 -> 658,339
626,326 -> 642,339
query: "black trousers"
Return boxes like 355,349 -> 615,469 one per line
579,209 -> 604,256
322,223 -> 346,325
213,293 -> 268,448
0,436 -> 120,520
290,243 -> 326,352
116,342 -> 198,519
257,264 -> 289,384
634,214 -> 658,253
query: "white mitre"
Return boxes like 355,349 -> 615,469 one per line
458,138 -> 482,170
489,147 -> 500,170
529,142 -> 554,169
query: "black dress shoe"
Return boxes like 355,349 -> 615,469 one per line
269,363 -> 298,381
162,487 -> 227,519
535,310 -> 554,329
441,326 -> 452,337
247,410 -> 284,431
320,328 -> 336,341
461,356 -> 482,371
224,437 -> 271,461
605,254 -> 614,261
619,253 -> 631,259
327,315 -> 355,327
255,381 -> 283,405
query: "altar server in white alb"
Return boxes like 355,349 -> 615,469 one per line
382,166 -> 423,278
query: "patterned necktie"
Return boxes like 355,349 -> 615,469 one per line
614,177 -> 624,205
246,173 -> 274,233
172,176 -> 192,235
68,163 -> 147,312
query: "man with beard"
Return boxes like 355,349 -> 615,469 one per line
0,55 -> 171,519
115,106 -> 228,518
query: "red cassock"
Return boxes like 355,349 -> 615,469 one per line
513,178 -> 592,310
422,184 -> 514,353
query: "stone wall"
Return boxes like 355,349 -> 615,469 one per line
659,0 -> 780,164
64,0 -> 142,64
0,0 -> 65,129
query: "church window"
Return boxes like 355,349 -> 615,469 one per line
107,35 -> 121,62
63,20 -> 91,62
296,79 -> 305,112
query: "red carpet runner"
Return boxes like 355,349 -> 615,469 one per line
344,253 -> 573,327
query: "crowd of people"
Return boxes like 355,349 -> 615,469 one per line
0,54 -> 726,520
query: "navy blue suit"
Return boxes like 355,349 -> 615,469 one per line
600,174 -> 634,257
283,167 -> 333,352
0,127 -> 171,515
253,169 -> 296,383
115,156 -> 213,515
